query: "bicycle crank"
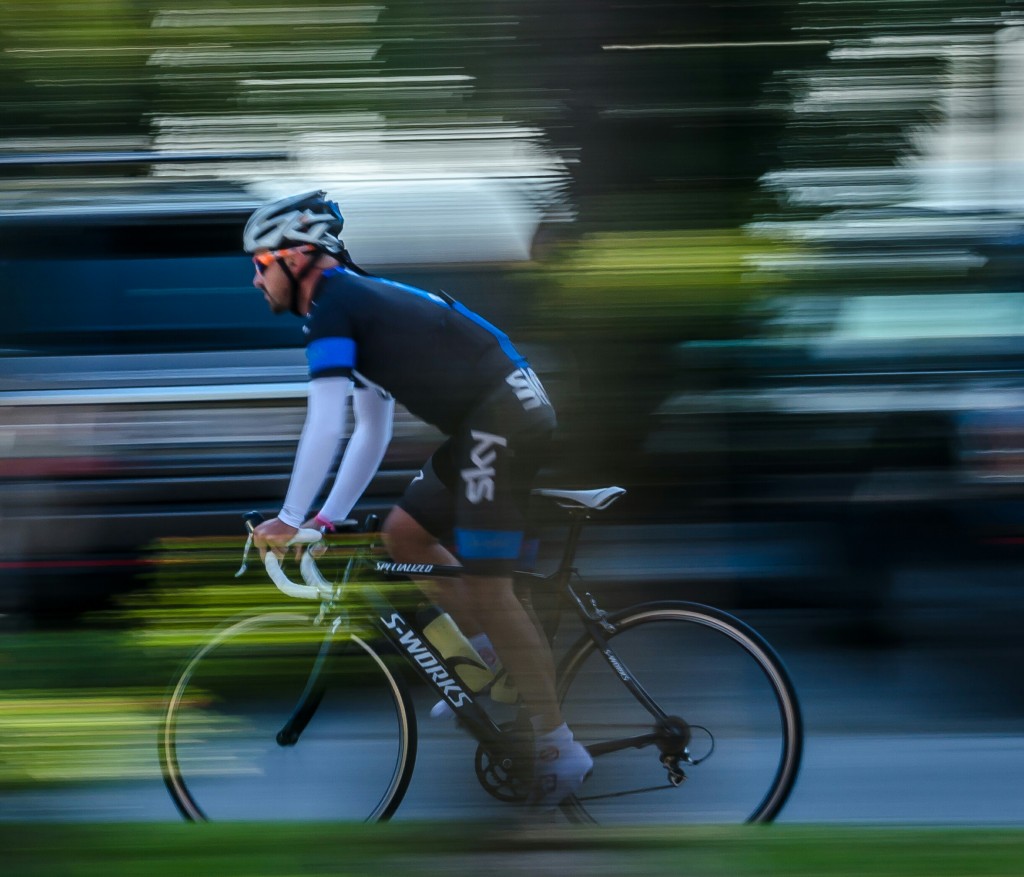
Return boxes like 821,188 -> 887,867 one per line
474,722 -> 532,803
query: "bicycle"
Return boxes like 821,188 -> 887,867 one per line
159,485 -> 802,824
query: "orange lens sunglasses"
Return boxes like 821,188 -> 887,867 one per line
253,245 -> 314,272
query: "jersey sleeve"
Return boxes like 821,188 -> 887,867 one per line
278,375 -> 353,527
305,290 -> 357,380
317,386 -> 395,523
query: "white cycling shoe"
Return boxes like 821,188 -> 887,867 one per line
528,724 -> 594,811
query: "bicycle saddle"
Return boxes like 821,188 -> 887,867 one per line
531,486 -> 626,511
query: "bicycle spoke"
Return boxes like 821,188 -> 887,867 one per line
161,612 -> 416,822
557,603 -> 802,824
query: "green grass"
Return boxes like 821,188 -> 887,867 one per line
1,825 -> 1022,877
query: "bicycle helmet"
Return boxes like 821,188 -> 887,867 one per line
243,189 -> 345,255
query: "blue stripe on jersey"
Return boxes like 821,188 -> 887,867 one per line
454,528 -> 524,560
325,267 -> 528,368
307,337 -> 356,375
451,301 -> 529,369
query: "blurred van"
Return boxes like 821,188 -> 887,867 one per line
0,191 -> 547,620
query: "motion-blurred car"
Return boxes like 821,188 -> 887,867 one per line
646,283 -> 1024,636
0,154 -> 569,620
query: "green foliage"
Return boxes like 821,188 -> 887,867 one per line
0,687 -> 167,787
531,230 -> 802,341
0,1 -> 156,135
0,0 -> 523,141
104,535 -> 418,645
0,535 -> 418,788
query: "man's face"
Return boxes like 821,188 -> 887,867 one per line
252,247 -> 313,314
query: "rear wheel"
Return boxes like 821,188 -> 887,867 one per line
557,601 -> 801,824
160,611 -> 416,821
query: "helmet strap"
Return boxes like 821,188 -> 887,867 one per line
276,251 -> 323,317
273,256 -> 304,317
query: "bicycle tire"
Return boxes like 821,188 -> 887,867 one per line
160,610 -> 417,822
556,601 -> 802,824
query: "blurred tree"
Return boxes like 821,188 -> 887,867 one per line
0,1 -> 816,228
0,0 -> 156,138
764,0 -> 1016,189
473,1 -> 822,229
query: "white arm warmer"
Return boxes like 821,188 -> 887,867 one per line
278,377 -> 353,527
318,387 -> 395,522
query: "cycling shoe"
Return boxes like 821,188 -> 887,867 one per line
528,738 -> 593,812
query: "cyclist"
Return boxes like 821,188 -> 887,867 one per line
244,190 -> 592,809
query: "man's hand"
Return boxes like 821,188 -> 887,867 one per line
301,515 -> 324,532
253,517 -> 299,561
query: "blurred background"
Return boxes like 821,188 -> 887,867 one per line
1,0 -> 1023,825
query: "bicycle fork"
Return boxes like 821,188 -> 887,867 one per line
274,619 -> 340,747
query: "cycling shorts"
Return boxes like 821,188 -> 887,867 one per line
397,368 -> 556,576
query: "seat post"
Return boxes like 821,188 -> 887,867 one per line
556,508 -> 589,574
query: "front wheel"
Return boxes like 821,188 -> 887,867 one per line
160,611 -> 416,821
557,601 -> 802,824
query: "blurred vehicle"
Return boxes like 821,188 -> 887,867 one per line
647,249 -> 1024,633
0,152 -> 569,621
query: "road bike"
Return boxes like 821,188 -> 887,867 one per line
159,486 -> 802,824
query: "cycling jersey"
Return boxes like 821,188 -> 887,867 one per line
304,266 -> 532,435
284,264 -> 555,574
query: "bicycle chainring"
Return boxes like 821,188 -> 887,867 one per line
474,723 -> 531,803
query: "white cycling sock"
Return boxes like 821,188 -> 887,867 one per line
469,633 -> 500,671
532,718 -> 578,756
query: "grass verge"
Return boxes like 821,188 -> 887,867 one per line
1,824 -> 1022,877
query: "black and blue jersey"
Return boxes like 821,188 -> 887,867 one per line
304,266 -> 528,435
304,264 -> 555,575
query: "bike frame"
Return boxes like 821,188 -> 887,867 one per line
166,487 -> 800,823
284,507 -> 688,765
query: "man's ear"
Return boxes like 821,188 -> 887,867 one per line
284,250 -> 308,270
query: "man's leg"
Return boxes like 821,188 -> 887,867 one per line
466,572 -> 592,806
382,506 -> 479,635
383,507 -> 561,729
385,410 -> 591,807
461,573 -> 560,732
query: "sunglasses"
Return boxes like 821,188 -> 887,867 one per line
253,245 -> 314,274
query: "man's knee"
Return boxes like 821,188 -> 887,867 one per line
382,506 -> 436,560
462,573 -> 517,614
